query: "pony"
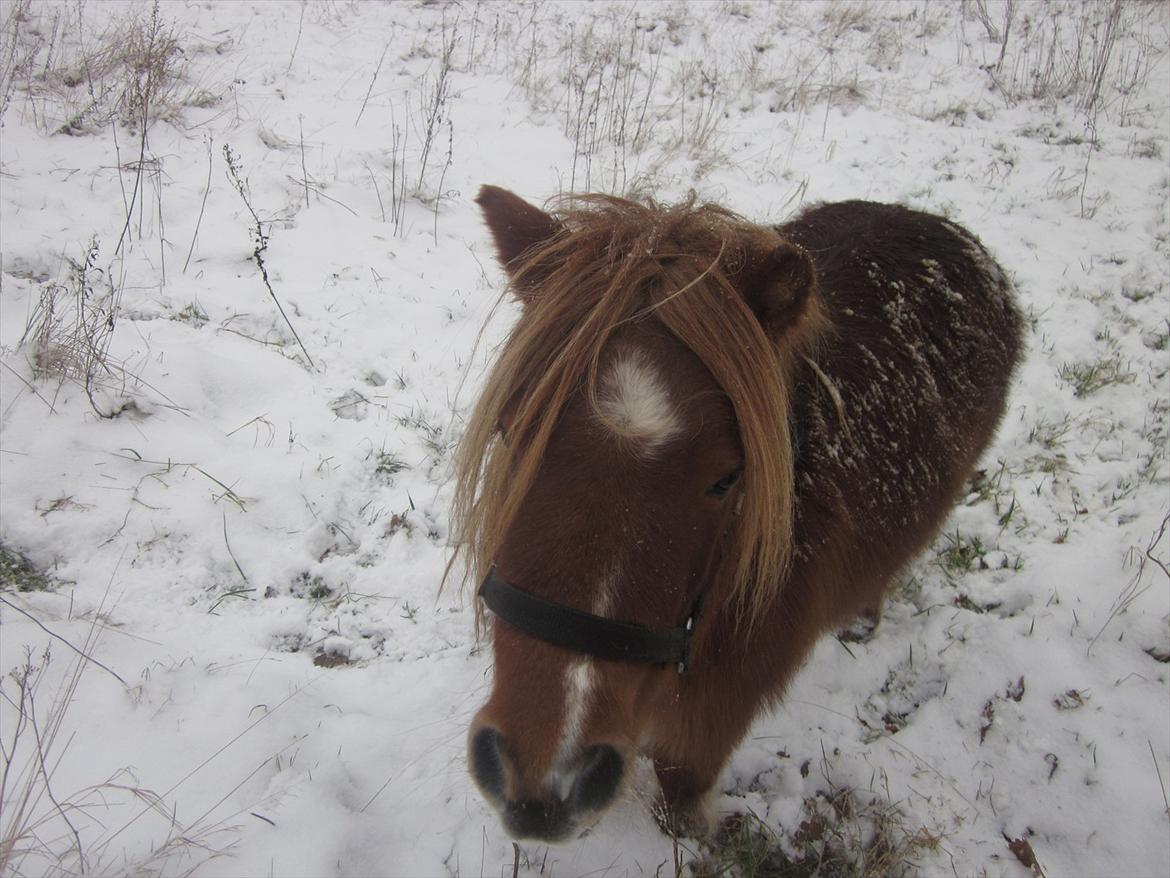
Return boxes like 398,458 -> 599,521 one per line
452,185 -> 1022,842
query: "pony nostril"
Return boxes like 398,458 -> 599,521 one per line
569,744 -> 623,814
470,727 -> 507,804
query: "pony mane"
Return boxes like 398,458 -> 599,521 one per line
451,193 -> 813,628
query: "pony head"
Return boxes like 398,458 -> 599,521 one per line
453,186 -> 821,841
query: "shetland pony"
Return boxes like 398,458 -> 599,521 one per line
453,186 -> 1022,842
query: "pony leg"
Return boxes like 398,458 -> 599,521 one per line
652,758 -> 722,838
838,603 -> 882,643
649,604 -> 829,838
648,693 -> 761,839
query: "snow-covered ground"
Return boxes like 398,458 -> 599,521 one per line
1,2 -> 1167,876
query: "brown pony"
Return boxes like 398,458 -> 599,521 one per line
452,186 -> 1022,842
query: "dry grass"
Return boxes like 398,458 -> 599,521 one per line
1058,352 -> 1137,398
0,0 -> 197,134
689,790 -> 944,878
0,644 -> 230,878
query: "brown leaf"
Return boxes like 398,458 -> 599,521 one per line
1007,675 -> 1026,702
1004,834 -> 1045,878
979,699 -> 995,743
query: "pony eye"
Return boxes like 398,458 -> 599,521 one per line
707,469 -> 742,498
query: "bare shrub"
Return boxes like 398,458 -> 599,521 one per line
19,238 -> 131,417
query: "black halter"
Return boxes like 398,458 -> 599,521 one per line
478,569 -> 698,673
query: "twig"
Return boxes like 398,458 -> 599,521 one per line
222,509 -> 249,586
1079,113 -> 1098,220
366,164 -> 386,222
389,104 -> 406,236
285,175 -> 358,216
298,115 -> 309,209
1145,512 -> 1170,581
112,122 -> 131,233
994,0 -> 1015,73
183,136 -> 213,274
432,119 -> 452,244
1,359 -> 57,415
155,147 -> 166,288
27,684 -> 86,871
355,41 -> 391,127
1087,511 -> 1168,654
114,98 -> 150,258
1151,740 -> 1170,817
286,1 -> 305,73
113,447 -> 248,510
0,596 -> 127,686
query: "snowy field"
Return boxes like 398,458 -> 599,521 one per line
1,1 -> 1168,876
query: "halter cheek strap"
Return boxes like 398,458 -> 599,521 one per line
478,569 -> 698,672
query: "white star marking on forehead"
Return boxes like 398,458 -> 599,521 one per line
599,354 -> 684,451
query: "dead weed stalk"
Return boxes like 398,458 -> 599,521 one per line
223,144 -> 315,369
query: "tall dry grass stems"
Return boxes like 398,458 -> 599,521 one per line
18,238 -> 130,418
964,0 -> 1164,124
454,1 -> 1164,198
362,15 -> 457,238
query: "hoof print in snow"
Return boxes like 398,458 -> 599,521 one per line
860,656 -> 946,741
953,593 -> 1003,614
291,572 -> 332,600
384,511 -> 440,542
319,524 -> 359,559
373,451 -> 408,483
270,632 -> 308,653
330,389 -> 371,420
977,675 -> 1024,746
313,650 -> 352,668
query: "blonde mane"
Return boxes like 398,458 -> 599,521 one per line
451,194 -> 814,627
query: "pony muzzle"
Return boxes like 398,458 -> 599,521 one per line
469,725 -> 625,842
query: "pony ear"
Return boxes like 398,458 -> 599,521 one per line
731,241 -> 817,339
475,186 -> 562,294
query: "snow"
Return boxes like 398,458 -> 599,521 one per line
1,1 -> 1167,876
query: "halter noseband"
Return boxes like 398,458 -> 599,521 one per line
478,569 -> 698,673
